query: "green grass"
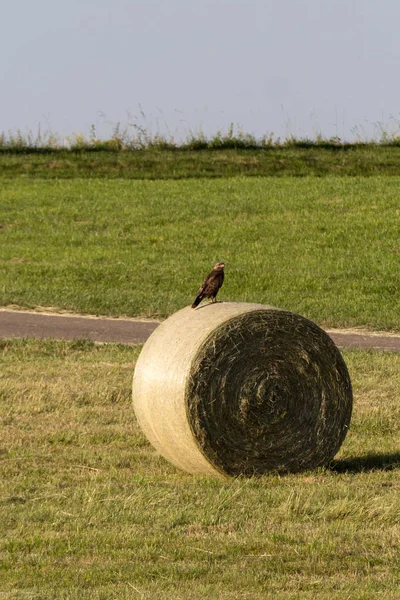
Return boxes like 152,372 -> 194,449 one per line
1,146 -> 400,179
1,176 -> 399,329
1,339 -> 399,599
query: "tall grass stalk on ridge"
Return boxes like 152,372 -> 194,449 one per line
2,118 -> 400,153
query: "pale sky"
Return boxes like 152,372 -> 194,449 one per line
2,0 -> 400,142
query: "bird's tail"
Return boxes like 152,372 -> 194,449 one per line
191,295 -> 202,309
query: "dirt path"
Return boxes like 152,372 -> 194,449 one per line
1,308 -> 400,351
0,309 -> 159,345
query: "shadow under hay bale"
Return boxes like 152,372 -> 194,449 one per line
132,303 -> 352,477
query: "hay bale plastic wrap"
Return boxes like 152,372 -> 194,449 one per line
132,303 -> 352,477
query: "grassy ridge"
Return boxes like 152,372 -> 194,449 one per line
1,146 -> 400,179
1,176 -> 399,328
1,339 -> 399,599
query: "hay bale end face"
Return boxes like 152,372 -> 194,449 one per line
132,303 -> 352,477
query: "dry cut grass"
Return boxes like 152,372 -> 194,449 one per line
1,339 -> 399,599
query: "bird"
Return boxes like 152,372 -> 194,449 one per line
191,262 -> 225,308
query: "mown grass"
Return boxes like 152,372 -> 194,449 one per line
1,339 -> 399,599
1,146 -> 400,179
1,177 -> 399,329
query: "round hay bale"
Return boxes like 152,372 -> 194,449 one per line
132,303 -> 352,477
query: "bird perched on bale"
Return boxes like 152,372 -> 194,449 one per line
191,262 -> 225,308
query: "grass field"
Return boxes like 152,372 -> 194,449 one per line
1,339 -> 399,599
1,147 -> 400,598
1,176 -> 399,329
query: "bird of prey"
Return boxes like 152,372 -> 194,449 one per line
191,262 -> 225,308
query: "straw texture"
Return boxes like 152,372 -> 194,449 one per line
132,303 -> 352,477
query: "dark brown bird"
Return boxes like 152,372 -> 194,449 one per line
191,262 -> 225,308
